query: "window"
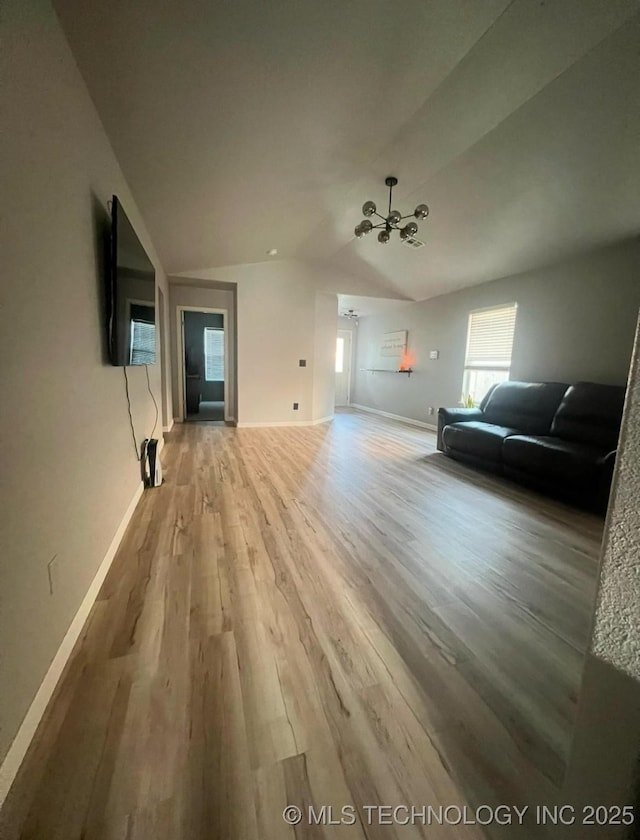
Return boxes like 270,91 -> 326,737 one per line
462,303 -> 517,405
129,319 -> 155,365
335,336 -> 345,373
204,327 -> 224,381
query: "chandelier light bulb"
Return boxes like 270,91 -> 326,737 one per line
378,230 -> 391,244
387,209 -> 401,225
414,203 -> 429,219
404,221 -> 418,237
362,200 -> 377,217
360,219 -> 373,234
354,224 -> 365,238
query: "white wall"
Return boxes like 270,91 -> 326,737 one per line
352,240 -> 640,423
236,262 -> 317,424
234,265 -> 337,426
0,0 -> 170,765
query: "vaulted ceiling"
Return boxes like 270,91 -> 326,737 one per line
54,0 -> 640,300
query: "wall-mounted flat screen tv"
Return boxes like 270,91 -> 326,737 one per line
107,195 -> 156,366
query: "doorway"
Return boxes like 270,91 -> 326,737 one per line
177,306 -> 229,423
335,329 -> 353,406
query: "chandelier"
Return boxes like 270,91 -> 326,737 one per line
341,308 -> 359,321
354,177 -> 429,244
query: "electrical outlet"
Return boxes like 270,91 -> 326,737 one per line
293,402 -> 299,410
429,350 -> 439,360
428,406 -> 434,415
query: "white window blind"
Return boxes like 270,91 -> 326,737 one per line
130,319 -> 156,365
462,303 -> 517,404
464,304 -> 517,370
204,327 -> 224,382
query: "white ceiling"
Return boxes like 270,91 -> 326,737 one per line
54,0 -> 640,300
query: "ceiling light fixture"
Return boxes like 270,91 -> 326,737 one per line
354,177 -> 429,245
341,308 -> 359,320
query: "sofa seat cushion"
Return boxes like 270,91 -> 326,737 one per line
442,421 -> 520,461
502,435 -> 607,483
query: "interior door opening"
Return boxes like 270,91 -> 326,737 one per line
335,329 -> 352,407
180,309 -> 227,423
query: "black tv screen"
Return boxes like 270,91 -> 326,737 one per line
107,195 -> 156,366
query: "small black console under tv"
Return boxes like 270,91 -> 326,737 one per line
107,195 -> 156,366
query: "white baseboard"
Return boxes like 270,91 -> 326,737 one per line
350,403 -> 437,432
0,481 -> 144,809
163,418 -> 174,433
237,415 -> 334,428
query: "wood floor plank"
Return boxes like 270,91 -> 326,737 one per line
185,631 -> 258,840
0,410 -> 602,840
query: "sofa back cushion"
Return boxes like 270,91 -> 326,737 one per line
550,382 -> 626,450
482,381 -> 569,434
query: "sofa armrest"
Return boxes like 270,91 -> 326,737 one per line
439,407 -> 484,425
437,407 -> 483,451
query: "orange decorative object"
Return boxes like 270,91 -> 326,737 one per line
399,351 -> 415,371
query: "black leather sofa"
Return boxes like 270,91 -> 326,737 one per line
437,380 -> 626,512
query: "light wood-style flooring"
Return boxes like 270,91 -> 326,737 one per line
1,410 -> 603,839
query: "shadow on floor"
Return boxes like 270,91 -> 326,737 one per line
187,400 -> 224,422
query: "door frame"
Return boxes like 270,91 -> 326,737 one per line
176,305 -> 230,422
336,328 -> 354,406
157,286 -> 169,430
